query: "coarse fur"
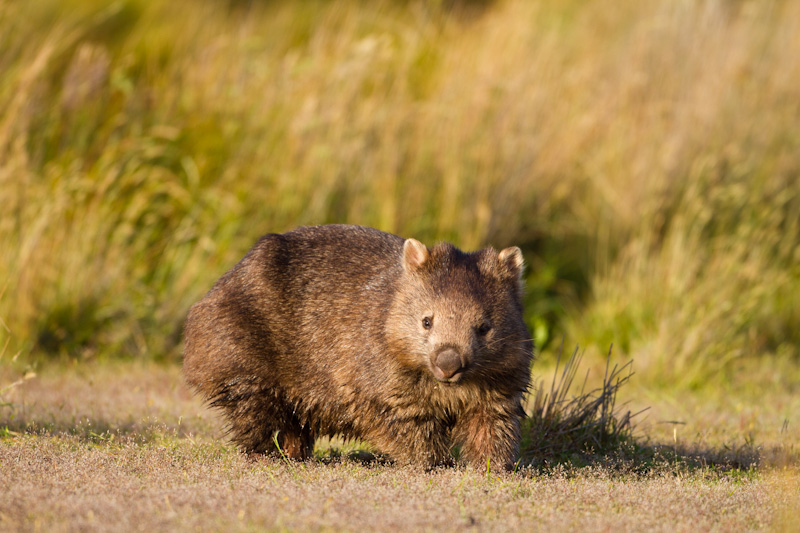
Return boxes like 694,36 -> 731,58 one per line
183,225 -> 533,469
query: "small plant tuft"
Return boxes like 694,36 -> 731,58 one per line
521,343 -> 646,467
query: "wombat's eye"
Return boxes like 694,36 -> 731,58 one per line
422,316 -> 433,330
476,322 -> 492,336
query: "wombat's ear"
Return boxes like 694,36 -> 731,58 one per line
403,238 -> 429,272
498,246 -> 525,286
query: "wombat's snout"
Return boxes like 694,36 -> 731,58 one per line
431,347 -> 465,382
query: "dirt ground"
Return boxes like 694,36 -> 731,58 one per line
1,363 -> 797,532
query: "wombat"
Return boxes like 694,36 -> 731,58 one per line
183,225 -> 533,469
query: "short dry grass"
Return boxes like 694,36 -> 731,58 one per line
2,363 -> 797,532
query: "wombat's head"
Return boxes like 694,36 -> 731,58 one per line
388,238 -> 533,388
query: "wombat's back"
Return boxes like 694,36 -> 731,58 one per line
184,224 -> 404,393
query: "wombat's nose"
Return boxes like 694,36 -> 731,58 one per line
433,348 -> 463,380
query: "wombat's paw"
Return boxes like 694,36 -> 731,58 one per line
417,454 -> 456,472
279,438 -> 313,461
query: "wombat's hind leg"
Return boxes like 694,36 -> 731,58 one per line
274,420 -> 314,460
210,381 -> 313,458
224,405 -> 278,456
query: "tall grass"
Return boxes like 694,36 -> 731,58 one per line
2,0 -> 799,387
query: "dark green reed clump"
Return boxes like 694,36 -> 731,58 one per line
521,345 -> 643,467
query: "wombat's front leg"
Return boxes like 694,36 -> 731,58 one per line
452,403 -> 523,470
367,417 -> 453,469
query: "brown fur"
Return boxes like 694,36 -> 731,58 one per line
183,225 -> 533,469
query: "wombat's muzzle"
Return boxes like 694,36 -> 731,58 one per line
431,346 -> 466,383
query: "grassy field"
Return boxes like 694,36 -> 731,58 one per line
2,362 -> 798,531
2,0 -> 800,530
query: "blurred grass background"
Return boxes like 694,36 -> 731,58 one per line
2,0 -> 799,392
